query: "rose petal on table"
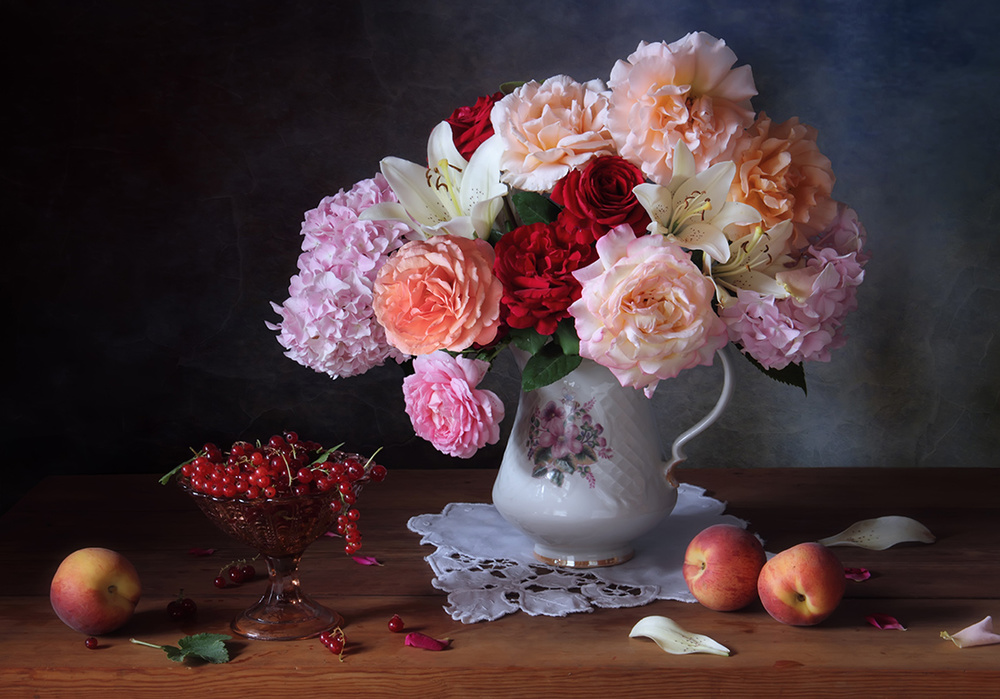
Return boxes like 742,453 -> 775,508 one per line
404,632 -> 451,650
351,555 -> 382,566
941,616 -> 1000,648
188,547 -> 216,556
818,516 -> 935,550
323,530 -> 341,538
629,616 -> 730,656
845,567 -> 871,581
866,614 -> 906,630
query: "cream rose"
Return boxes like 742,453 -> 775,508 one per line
569,225 -> 728,397
608,32 -> 757,184
490,75 -> 617,192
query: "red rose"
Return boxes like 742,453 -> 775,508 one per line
551,155 -> 651,231
493,221 -> 599,336
446,92 -> 504,161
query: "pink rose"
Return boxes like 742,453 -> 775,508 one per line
608,33 -> 757,183
569,225 -> 728,397
373,235 -> 503,355
491,75 -> 617,192
729,113 -> 837,249
403,351 -> 505,459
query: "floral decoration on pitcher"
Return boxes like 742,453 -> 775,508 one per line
525,396 -> 613,487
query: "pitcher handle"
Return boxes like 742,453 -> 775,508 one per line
663,346 -> 734,487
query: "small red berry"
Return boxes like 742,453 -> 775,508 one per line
85,637 -> 99,649
388,614 -> 405,633
214,576 -> 227,589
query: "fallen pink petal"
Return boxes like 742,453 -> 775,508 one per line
404,632 -> 451,651
323,530 -> 341,538
845,567 -> 871,581
188,547 -> 216,556
866,614 -> 906,630
941,616 -> 1000,648
351,555 -> 383,566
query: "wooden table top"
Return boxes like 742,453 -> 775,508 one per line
1,467 -> 998,697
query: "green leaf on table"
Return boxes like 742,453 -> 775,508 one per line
131,633 -> 231,664
510,190 -> 560,225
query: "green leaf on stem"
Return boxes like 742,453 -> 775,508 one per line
521,345 -> 581,392
743,352 -> 807,394
508,327 -> 548,355
510,190 -> 560,225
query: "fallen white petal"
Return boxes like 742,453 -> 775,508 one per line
941,616 -> 1000,648
629,616 -> 730,657
818,515 -> 935,550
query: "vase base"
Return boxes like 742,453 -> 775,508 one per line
231,595 -> 343,641
533,547 -> 634,569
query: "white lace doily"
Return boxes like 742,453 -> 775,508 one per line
407,483 -> 748,623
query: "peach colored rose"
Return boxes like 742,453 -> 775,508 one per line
490,75 -> 617,192
373,235 -> 502,355
569,225 -> 728,397
608,33 -> 757,184
729,112 -> 837,250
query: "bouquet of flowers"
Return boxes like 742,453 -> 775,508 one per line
268,32 -> 869,461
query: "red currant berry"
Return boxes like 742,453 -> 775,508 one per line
213,576 -> 227,589
85,637 -> 99,649
227,565 -> 245,585
241,564 -> 255,581
388,614 -> 405,633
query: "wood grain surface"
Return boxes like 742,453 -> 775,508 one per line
1,468 -> 997,697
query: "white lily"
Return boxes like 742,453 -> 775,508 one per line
361,121 -> 508,239
708,220 -> 796,306
633,141 -> 761,264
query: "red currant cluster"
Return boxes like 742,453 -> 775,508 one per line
170,432 -> 387,556
319,627 -> 346,660
213,560 -> 256,589
167,590 -> 197,620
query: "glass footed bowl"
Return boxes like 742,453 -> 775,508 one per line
180,479 -> 353,641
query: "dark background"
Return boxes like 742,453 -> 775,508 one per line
5,0 -> 998,513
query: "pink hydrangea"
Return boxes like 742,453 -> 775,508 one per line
608,32 -> 757,184
808,201 -> 871,265
721,231 -> 867,369
268,174 -> 414,379
402,351 -> 505,459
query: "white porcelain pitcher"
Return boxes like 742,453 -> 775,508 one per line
492,348 -> 733,568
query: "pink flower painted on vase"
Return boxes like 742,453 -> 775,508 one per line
537,417 -> 583,460
526,397 -> 609,487
607,32 -> 757,184
402,351 -> 505,459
